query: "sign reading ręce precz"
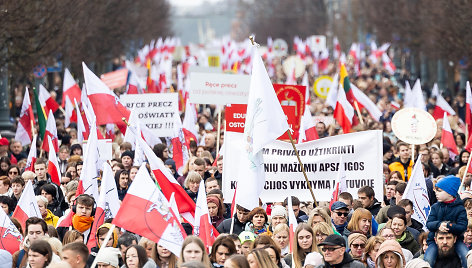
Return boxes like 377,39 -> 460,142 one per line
120,93 -> 179,137
189,72 -> 250,104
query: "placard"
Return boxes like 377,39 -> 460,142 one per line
223,130 -> 383,202
189,72 -> 250,104
120,93 -> 179,137
391,108 -> 437,145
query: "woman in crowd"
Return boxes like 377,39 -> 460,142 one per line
224,254 -> 250,268
153,144 -> 169,163
28,240 -> 53,268
115,169 -> 130,201
416,232 -> 429,258
348,232 -> 368,261
272,224 -> 290,257
245,207 -> 271,236
125,244 -> 155,268
284,223 -> 316,268
269,205 -> 287,232
179,236 -> 211,267
70,144 -> 83,156
390,214 -> 419,255
363,236 -> 385,268
138,237 -> 156,258
0,156 -> 10,176
154,243 -> 177,268
307,207 -> 339,235
40,184 -> 65,217
210,236 -> 237,268
387,171 -> 403,183
312,222 -> 334,253
184,171 -> 202,203
456,133 -> 466,152
344,208 -> 372,238
207,195 -> 224,228
247,248 -> 278,268
62,230 -> 84,245
36,195 -> 58,227
262,244 -> 289,268
7,165 -> 20,180
430,151 -> 450,177
376,239 -> 406,268
379,227 -> 414,262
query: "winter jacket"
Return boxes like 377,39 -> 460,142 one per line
396,230 -> 420,255
389,158 -> 413,181
366,198 -> 382,217
317,252 -> 365,268
426,197 -> 468,244
117,187 -> 128,201
44,209 -> 59,227
375,205 -> 389,224
217,214 -> 246,235
375,240 -> 406,268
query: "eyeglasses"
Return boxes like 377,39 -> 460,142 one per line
61,182 -> 68,185
351,243 -> 365,249
334,211 -> 349,217
9,171 -> 18,175
321,247 -> 342,252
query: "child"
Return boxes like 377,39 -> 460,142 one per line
238,231 -> 256,256
425,175 -> 468,268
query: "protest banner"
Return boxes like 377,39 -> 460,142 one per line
120,93 -> 179,137
189,72 -> 250,104
222,129 -> 383,202
274,84 -> 306,140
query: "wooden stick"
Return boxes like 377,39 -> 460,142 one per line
353,100 -> 364,125
286,130 -> 318,207
460,151 -> 472,195
58,106 -> 66,115
216,106 -> 222,152
411,144 -> 415,166
467,125 -> 469,145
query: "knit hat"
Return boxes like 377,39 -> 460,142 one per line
121,150 -> 134,159
94,247 -> 121,268
347,232 -> 367,248
436,175 -> 461,197
304,252 -> 324,267
206,196 -> 221,206
0,138 -> 9,146
405,258 -> 431,268
239,231 -> 256,244
270,205 -> 287,219
387,206 -> 406,219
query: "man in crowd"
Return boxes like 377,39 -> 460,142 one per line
318,234 -> 364,268
331,201 -> 350,234
57,194 -> 95,243
62,242 -> 90,268
389,142 -> 413,181
9,139 -> 27,162
284,196 -> 308,222
217,205 -> 250,235
357,186 -> 381,217
434,232 -> 462,267
12,217 -> 49,267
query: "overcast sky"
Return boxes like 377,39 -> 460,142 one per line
169,0 -> 223,7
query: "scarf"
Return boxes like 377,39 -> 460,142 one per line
396,232 -> 407,242
367,257 -> 376,268
72,215 -> 94,233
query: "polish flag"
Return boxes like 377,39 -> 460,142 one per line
62,68 -> 82,107
11,180 -> 41,230
0,208 -> 23,254
298,106 -> 318,143
42,110 -> 58,153
382,52 -> 396,75
194,182 -> 219,251
329,156 -> 348,209
466,82 -> 472,136
441,113 -> 459,158
15,87 -> 34,146
79,119 -> 100,200
38,84 -> 59,115
351,83 -> 382,122
87,163 -> 120,250
432,83 -> 456,120
82,62 -> 131,125
24,135 -> 37,172
138,136 -> 195,224
123,111 -> 161,150
334,84 -> 355,133
75,99 -> 87,143
172,118 -> 190,175
287,196 -> 298,253
64,96 -> 77,127
113,164 -> 186,257
333,37 -> 341,59
47,136 -> 61,186
182,102 -> 199,146
105,124 -> 115,140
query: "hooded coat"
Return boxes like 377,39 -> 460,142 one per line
376,240 -> 406,268
426,197 -> 467,244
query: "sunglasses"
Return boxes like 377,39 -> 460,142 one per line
334,211 -> 349,217
351,243 -> 365,249
9,171 -> 18,175
321,247 -> 342,252
61,182 -> 68,185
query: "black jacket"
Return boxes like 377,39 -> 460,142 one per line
367,198 -> 382,217
217,214 -> 246,235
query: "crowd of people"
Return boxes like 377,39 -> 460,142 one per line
2,39 -> 472,268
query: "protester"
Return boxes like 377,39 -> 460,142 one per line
207,195 -> 224,228
375,239 -> 406,268
61,242 -> 89,268
124,245 -> 155,268
179,236 -> 211,267
272,224 -> 290,257
344,208 -> 372,238
239,231 -> 256,256
363,236 -> 385,268
347,232 -> 368,260
28,240 -> 53,268
312,222 -> 334,253
317,234 -> 364,268
224,254 -> 250,268
210,236 -> 237,267
284,223 -> 316,268
247,248 -> 278,268
115,169 -> 130,201
245,207 -> 271,236
330,201 -> 350,234
217,205 -> 250,235
390,214 -> 420,255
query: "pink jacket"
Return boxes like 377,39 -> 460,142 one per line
375,240 -> 406,267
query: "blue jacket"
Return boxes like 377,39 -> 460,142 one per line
426,198 -> 467,243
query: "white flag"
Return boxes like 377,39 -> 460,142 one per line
402,155 -> 430,230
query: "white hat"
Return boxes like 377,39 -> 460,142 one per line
271,205 -> 287,219
95,247 -> 121,268
304,252 -> 323,267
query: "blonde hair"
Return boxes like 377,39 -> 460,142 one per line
184,171 -> 202,188
312,222 -> 334,252
138,237 -> 156,259
36,195 -> 48,207
182,156 -> 197,176
293,223 -> 316,268
178,236 -> 211,267
248,248 -> 278,268
363,236 -> 385,264
273,224 -> 289,236
48,237 -> 63,258
347,208 -> 372,235
308,207 -> 333,228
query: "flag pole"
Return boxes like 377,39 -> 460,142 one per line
460,152 -> 472,195
90,224 -> 116,268
353,100 -> 364,125
216,105 -> 222,153
286,130 -> 318,207
411,144 -> 415,165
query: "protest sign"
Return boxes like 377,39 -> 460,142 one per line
314,76 -> 333,99
189,72 -> 250,104
222,130 -> 383,202
120,93 -> 179,137
391,108 -> 437,144
274,84 -> 306,140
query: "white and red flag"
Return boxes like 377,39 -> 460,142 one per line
287,196 -> 298,253
182,101 -> 199,146
15,87 -> 34,146
62,68 -> 82,107
333,37 -> 341,59
467,82 -> 472,136
351,83 -> 382,122
42,110 -> 58,153
194,181 -> 219,251
47,136 -> 61,186
334,84 -> 355,133
24,135 -> 37,172
113,164 -> 186,257
382,52 -> 396,75
82,62 -> 131,125
75,99 -> 88,143
87,163 -> 120,250
80,119 -> 100,200
441,113 -> 459,158
64,96 -> 77,127
0,207 -> 23,254
329,156 -> 348,209
432,83 -> 456,120
38,84 -> 59,115
171,117 -> 189,175
138,136 -> 195,224
235,46 -> 289,211
11,180 -> 41,230
298,81 -> 318,143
